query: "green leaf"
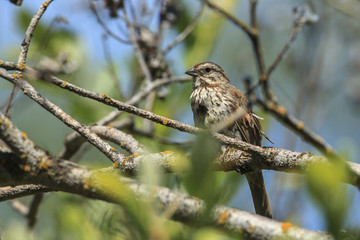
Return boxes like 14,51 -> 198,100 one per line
306,159 -> 350,237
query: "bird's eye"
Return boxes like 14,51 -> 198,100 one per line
205,67 -> 211,73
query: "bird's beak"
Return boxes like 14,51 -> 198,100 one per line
185,67 -> 199,77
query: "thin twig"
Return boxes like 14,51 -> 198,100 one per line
202,0 -> 269,99
27,193 -> 44,229
123,2 -> 153,83
129,127 -> 191,146
79,75 -> 191,126
245,75 -> 335,158
36,71 -> 360,189
60,117 -> 134,159
5,0 -> 53,117
160,2 -> 204,56
4,62 -> 357,187
16,67 -> 264,155
90,126 -> 147,154
201,0 -> 255,37
10,63 -> 188,159
256,98 -> 333,155
266,8 -> 307,77
60,125 -> 147,159
19,70 -> 327,153
251,33 -> 266,78
249,0 -> 258,28
0,62 -> 339,157
18,0 -> 54,64
70,143 -> 93,163
89,1 -> 130,44
0,69 -> 126,164
101,34 -> 125,98
0,60 -> 19,70
4,86 -> 16,116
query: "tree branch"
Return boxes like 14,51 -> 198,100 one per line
0,111 -> 347,239
249,0 -> 258,28
0,69 -> 126,163
257,98 -> 333,155
0,169 -> 332,239
1,110 -> 359,188
85,126 -> 147,155
18,0 -> 54,64
160,2 -> 204,56
3,64 -> 357,188
26,193 -> 44,228
201,0 -> 255,37
0,185 -> 51,201
89,1 -> 130,44
123,3 -> 153,83
0,153 -> 332,240
266,7 -> 318,77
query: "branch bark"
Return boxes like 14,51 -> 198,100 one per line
0,106 -> 345,239
0,152 -> 332,240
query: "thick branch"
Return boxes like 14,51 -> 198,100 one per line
1,65 -> 359,188
115,147 -> 360,187
0,113 -> 343,239
0,152 -> 331,240
0,185 -> 51,201
6,64 -> 360,188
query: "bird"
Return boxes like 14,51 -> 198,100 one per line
186,61 -> 272,218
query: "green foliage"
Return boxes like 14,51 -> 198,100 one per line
306,159 -> 350,238
173,2 -> 196,49
192,227 -> 242,240
181,133 -> 244,223
184,0 -> 239,64
182,134 -> 243,206
183,133 -> 221,201
92,172 -> 152,239
16,9 -> 77,59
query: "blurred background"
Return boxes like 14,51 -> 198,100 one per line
1,0 -> 360,239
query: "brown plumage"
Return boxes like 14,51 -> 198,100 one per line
186,62 -> 272,218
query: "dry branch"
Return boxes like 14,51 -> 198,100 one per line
0,98 -> 345,239
0,68 -> 126,163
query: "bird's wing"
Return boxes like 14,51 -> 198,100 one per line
228,85 -> 262,146
234,109 -> 262,146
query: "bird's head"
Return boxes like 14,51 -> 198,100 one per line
185,62 -> 230,88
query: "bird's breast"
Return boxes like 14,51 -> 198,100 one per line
191,86 -> 235,128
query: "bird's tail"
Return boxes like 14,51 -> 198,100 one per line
245,170 -> 272,218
